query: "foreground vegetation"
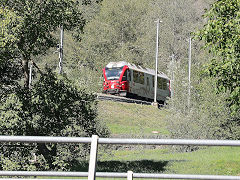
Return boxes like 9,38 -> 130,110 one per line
74,146 -> 240,180
98,146 -> 240,176
1,0 -> 240,176
96,101 -> 240,179
98,101 -> 169,137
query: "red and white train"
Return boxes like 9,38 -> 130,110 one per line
102,61 -> 171,103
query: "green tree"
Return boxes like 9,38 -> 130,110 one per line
197,0 -> 240,114
72,0 -> 150,92
166,74 -> 240,145
0,8 -> 23,103
0,7 -> 22,62
0,69 -> 109,171
1,0 -> 84,88
137,0 -> 209,70
75,0 -> 210,92
79,0 -> 149,68
162,0 -> 240,144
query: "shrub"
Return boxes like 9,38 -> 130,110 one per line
165,64 -> 240,152
0,69 -> 109,171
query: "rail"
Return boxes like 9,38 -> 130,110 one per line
0,135 -> 240,180
97,93 -> 152,105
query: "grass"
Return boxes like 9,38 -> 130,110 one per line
40,100 -> 240,180
94,100 -> 240,179
71,146 -> 240,180
97,100 -> 169,136
96,147 -> 240,180
103,146 -> 240,175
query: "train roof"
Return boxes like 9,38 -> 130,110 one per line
105,61 -> 169,80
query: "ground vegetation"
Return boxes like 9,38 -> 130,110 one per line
0,69 -> 109,171
166,0 -> 240,144
0,0 -> 109,171
1,0 -> 240,174
197,0 -> 240,114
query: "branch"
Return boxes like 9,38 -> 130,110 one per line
32,61 -> 43,75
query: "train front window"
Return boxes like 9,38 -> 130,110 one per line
105,67 -> 123,80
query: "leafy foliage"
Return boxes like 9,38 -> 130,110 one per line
73,0 -> 209,92
197,0 -> 240,113
0,69 -> 109,171
1,0 -> 84,87
79,0 -> 149,68
165,55 -> 240,150
0,58 -> 23,107
0,7 -> 22,61
0,1 -> 109,171
164,0 -> 240,148
2,0 -> 84,58
168,77 -> 239,138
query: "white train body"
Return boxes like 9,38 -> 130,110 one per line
103,61 -> 171,102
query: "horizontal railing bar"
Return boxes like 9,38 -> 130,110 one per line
0,171 -> 126,177
0,171 -> 240,179
0,171 -> 89,177
99,138 -> 240,146
0,136 -> 240,146
0,136 -> 91,144
134,173 -> 240,179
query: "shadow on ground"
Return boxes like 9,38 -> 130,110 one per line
75,160 -> 168,173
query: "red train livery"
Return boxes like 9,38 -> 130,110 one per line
102,61 -> 171,103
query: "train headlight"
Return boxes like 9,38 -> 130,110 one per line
111,84 -> 114,89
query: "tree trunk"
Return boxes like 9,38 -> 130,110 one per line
37,143 -> 56,169
22,58 -> 29,88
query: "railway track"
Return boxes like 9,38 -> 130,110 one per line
97,93 -> 153,105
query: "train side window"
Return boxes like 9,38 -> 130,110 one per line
152,76 -> 160,88
158,77 -> 163,89
138,72 -> 144,84
162,79 -> 167,90
133,70 -> 138,82
133,70 -> 144,84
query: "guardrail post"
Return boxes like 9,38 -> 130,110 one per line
127,171 -> 133,180
88,135 -> 99,180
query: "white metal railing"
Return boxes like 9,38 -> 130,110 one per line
0,135 -> 240,180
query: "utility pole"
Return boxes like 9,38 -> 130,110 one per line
29,61 -> 33,89
59,25 -> 64,74
188,37 -> 192,108
170,54 -> 175,98
153,19 -> 161,106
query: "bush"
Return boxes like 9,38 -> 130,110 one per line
0,69 -> 109,171
165,63 -> 240,152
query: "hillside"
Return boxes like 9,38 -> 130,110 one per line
97,100 -> 169,137
94,100 -> 240,179
2,0 -> 240,177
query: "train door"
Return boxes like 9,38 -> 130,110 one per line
146,76 -> 151,98
128,69 -> 133,93
121,69 -> 130,91
122,70 -> 127,81
150,75 -> 155,99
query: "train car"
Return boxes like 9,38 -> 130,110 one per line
102,61 -> 171,103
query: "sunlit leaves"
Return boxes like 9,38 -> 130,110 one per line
0,8 -> 23,61
1,0 -> 84,59
0,8 -> 22,48
0,69 -> 109,171
197,0 -> 240,113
